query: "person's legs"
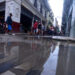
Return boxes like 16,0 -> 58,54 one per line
33,29 -> 36,34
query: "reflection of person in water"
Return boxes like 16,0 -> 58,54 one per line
50,42 -> 57,53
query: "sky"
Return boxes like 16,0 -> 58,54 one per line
48,0 -> 64,26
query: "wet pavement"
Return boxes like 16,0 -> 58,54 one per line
0,36 -> 75,75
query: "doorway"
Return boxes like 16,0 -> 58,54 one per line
0,11 -> 5,23
21,13 -> 32,33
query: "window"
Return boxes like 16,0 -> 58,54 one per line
34,0 -> 37,8
45,11 -> 47,18
40,4 -> 42,13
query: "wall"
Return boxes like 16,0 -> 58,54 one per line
5,0 -> 21,23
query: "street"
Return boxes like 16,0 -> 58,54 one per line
0,0 -> 75,75
0,35 -> 75,75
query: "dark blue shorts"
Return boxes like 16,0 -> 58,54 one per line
8,25 -> 12,30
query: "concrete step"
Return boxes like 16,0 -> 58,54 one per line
52,36 -> 75,42
0,34 -> 75,42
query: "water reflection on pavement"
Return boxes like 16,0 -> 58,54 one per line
0,38 -> 75,75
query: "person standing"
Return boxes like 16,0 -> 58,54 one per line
42,24 -> 45,35
6,13 -> 13,33
3,22 -> 8,33
33,20 -> 38,35
0,21 -> 4,33
20,23 -> 23,32
38,22 -> 42,35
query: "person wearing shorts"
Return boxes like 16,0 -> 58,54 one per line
6,13 -> 12,33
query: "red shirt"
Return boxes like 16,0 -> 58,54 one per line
33,22 -> 38,29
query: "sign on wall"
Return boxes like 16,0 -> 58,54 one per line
5,0 -> 21,23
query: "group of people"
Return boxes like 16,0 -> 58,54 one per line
0,13 -> 13,34
46,25 -> 60,35
0,13 -> 61,36
32,20 -> 45,35
32,20 -> 60,36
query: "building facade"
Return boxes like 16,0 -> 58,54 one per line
0,0 -> 54,32
70,0 -> 75,37
47,10 -> 54,27
62,0 -> 75,37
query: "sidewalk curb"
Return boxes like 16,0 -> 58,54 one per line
0,34 -> 75,42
